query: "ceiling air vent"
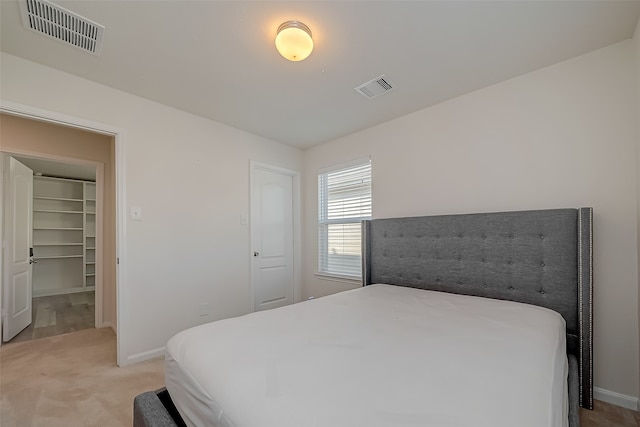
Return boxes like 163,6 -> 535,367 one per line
355,75 -> 395,100
19,0 -> 104,55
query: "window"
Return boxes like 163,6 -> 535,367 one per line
318,158 -> 372,279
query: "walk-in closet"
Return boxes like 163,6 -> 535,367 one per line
32,175 -> 96,296
7,157 -> 97,343
1,113 -> 115,346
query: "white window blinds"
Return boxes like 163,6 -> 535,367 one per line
318,159 -> 372,278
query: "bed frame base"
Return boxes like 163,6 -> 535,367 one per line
133,388 -> 184,427
133,383 -> 581,427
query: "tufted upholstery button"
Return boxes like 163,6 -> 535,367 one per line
481,234 -> 487,240
507,260 -> 513,265
539,234 -> 545,239
540,262 -> 545,267
457,256 -> 462,261
508,286 -> 515,290
540,290 -> 545,294
458,233 -> 464,238
483,283 -> 488,288
436,279 -> 441,284
482,258 -> 487,263
509,234 -> 514,239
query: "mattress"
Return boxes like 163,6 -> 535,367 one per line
165,284 -> 568,427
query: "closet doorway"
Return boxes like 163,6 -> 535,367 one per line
0,112 -> 116,346
3,155 -> 99,343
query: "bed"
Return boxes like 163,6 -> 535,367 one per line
134,207 -> 593,427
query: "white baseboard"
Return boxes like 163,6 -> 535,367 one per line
594,386 -> 640,411
98,321 -> 115,334
125,346 -> 166,366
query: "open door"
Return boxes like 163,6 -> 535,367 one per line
2,155 -> 34,342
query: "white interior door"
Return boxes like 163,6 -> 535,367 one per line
251,166 -> 294,311
2,156 -> 34,342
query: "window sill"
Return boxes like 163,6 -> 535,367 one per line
315,273 -> 362,285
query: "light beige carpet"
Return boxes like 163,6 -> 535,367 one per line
0,328 -> 164,427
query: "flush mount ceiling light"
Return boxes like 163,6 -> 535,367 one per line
275,21 -> 313,62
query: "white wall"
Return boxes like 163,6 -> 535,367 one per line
303,40 -> 640,400
634,16 -> 640,404
0,52 -> 302,363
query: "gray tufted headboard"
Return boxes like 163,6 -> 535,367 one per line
362,208 -> 593,410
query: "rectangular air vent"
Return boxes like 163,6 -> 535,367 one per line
19,0 -> 104,55
355,75 -> 394,100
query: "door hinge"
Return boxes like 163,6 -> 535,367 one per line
117,257 -> 119,265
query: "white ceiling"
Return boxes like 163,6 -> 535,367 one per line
1,1 -> 639,149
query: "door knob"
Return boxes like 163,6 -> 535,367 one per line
29,258 -> 37,264
254,251 -> 260,257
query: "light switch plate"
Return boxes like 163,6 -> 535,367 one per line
130,206 -> 143,221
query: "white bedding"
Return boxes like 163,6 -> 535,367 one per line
165,284 -> 568,427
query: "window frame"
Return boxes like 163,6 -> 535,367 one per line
317,157 -> 372,281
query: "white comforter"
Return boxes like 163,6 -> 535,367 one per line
166,284 -> 568,427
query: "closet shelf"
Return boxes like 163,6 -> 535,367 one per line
86,247 -> 96,250
34,286 -> 85,297
34,227 -> 83,231
34,196 -> 83,202
35,255 -> 83,260
86,262 -> 96,265
85,273 -> 96,277
34,209 -> 83,214
34,242 -> 83,246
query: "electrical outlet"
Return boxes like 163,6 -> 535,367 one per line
199,303 -> 209,316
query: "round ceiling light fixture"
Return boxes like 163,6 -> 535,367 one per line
275,21 -> 313,62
